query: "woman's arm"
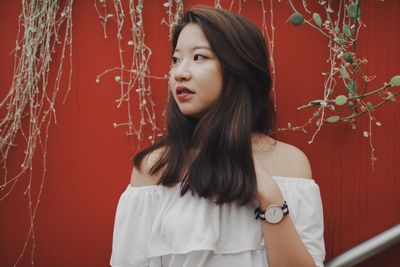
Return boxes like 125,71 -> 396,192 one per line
253,150 -> 317,267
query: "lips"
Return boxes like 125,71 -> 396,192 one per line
175,86 -> 194,101
176,86 -> 194,95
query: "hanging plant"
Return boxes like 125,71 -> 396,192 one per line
95,0 -> 163,147
284,0 -> 399,165
0,0 -> 74,265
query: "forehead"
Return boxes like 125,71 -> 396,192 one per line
175,23 -> 211,51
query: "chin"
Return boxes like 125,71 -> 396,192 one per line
181,111 -> 200,118
178,108 -> 202,118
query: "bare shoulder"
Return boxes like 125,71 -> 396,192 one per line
273,140 -> 312,179
130,148 -> 164,187
254,136 -> 312,179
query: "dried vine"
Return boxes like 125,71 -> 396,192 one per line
95,0 -> 163,147
0,0 -> 74,265
161,0 -> 184,40
259,0 -> 278,116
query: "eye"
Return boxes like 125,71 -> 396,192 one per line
171,56 -> 179,65
194,54 -> 207,61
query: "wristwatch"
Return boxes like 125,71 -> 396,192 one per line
254,201 -> 289,224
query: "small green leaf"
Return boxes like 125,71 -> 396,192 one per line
366,102 -> 373,110
326,115 -> 340,123
348,4 -> 361,19
346,80 -> 358,95
290,13 -> 304,26
309,100 -> 323,106
313,13 -> 322,27
338,33 -> 345,44
340,66 -> 350,79
343,24 -> 352,38
335,95 -> 348,106
343,52 -> 354,64
390,75 -> 400,86
334,33 -> 345,45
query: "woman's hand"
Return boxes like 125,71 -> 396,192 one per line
253,155 -> 285,209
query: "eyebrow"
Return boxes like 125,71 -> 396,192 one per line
174,46 -> 212,53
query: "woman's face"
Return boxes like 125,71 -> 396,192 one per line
169,23 -> 223,118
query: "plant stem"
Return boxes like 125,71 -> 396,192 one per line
298,83 -> 392,110
287,0 -> 342,45
339,89 -> 400,121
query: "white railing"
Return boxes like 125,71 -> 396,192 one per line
326,223 -> 400,267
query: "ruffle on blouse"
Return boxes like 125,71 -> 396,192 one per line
110,176 -> 325,267
148,184 -> 264,257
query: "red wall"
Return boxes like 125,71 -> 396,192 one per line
1,1 -> 399,266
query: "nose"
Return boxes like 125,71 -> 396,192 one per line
173,62 -> 192,82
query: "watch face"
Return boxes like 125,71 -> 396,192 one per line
265,205 -> 284,224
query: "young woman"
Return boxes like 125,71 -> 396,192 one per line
111,6 -> 325,267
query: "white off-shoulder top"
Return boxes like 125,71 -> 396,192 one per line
110,176 -> 325,267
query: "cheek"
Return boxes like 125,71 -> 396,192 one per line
168,75 -> 176,94
205,67 -> 223,96
168,73 -> 173,86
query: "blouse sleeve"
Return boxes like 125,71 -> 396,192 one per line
110,185 -> 162,267
273,177 -> 326,267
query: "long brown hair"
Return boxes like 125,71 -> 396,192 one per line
134,7 -> 275,205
